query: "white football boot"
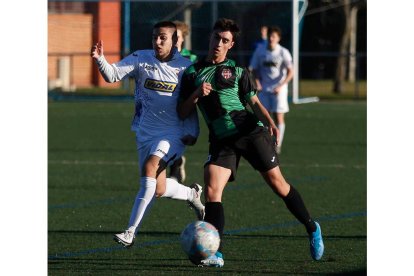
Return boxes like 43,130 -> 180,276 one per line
188,183 -> 205,220
113,229 -> 135,248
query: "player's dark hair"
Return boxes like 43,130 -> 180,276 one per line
213,18 -> 240,41
153,21 -> 177,40
267,26 -> 282,39
154,21 -> 176,30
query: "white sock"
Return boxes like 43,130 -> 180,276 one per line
161,178 -> 193,201
278,123 -> 286,147
127,177 -> 156,232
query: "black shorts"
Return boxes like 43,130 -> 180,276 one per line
204,126 -> 279,182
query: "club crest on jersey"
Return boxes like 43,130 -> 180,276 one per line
144,79 -> 177,93
221,68 -> 232,79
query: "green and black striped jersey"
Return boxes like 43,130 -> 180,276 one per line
179,58 -> 263,141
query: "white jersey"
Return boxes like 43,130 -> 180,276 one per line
95,49 -> 199,143
249,43 -> 293,93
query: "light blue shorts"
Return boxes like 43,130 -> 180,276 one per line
136,134 -> 185,171
258,84 -> 289,113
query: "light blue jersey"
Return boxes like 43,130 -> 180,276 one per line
249,43 -> 293,94
96,49 -> 199,144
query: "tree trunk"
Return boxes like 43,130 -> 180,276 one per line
333,0 -> 352,94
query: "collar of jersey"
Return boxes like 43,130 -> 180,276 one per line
267,43 -> 281,52
152,47 -> 180,62
202,58 -> 229,66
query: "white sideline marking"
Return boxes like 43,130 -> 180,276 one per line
48,160 -> 365,169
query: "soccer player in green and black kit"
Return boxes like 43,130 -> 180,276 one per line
178,18 -> 324,267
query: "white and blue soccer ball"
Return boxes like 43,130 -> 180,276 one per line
180,221 -> 220,265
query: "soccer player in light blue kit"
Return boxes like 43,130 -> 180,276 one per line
90,21 -> 204,247
249,26 -> 294,154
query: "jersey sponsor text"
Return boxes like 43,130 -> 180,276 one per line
144,79 -> 177,93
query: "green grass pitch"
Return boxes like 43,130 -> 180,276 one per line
48,100 -> 366,275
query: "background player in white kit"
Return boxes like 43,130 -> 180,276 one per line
90,21 -> 204,247
249,26 -> 294,154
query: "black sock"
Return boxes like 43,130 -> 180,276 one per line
204,202 -> 225,252
282,185 -> 316,234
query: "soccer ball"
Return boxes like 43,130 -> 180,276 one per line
180,221 -> 220,265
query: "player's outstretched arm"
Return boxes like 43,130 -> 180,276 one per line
90,40 -> 121,83
248,95 -> 280,144
91,40 -> 104,60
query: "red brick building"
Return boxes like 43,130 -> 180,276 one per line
48,2 -> 121,89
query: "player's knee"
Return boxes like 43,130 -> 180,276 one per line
205,185 -> 222,202
154,184 -> 164,197
143,161 -> 159,178
273,179 -> 290,197
263,169 -> 290,196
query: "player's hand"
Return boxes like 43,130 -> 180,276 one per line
91,40 -> 103,59
273,85 -> 282,94
195,82 -> 212,98
269,122 -> 280,145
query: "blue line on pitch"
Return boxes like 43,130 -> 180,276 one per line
224,211 -> 366,235
48,211 -> 366,260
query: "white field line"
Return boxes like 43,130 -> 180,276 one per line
48,159 -> 366,169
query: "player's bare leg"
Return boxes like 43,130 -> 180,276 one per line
146,155 -> 204,220
156,155 -> 204,219
201,164 -> 231,267
261,165 -> 289,196
275,112 -> 285,154
204,165 -> 230,202
114,155 -> 204,247
114,155 -> 164,247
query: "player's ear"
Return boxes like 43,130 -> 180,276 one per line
228,41 -> 235,50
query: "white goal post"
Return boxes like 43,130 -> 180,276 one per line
292,0 -> 319,104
